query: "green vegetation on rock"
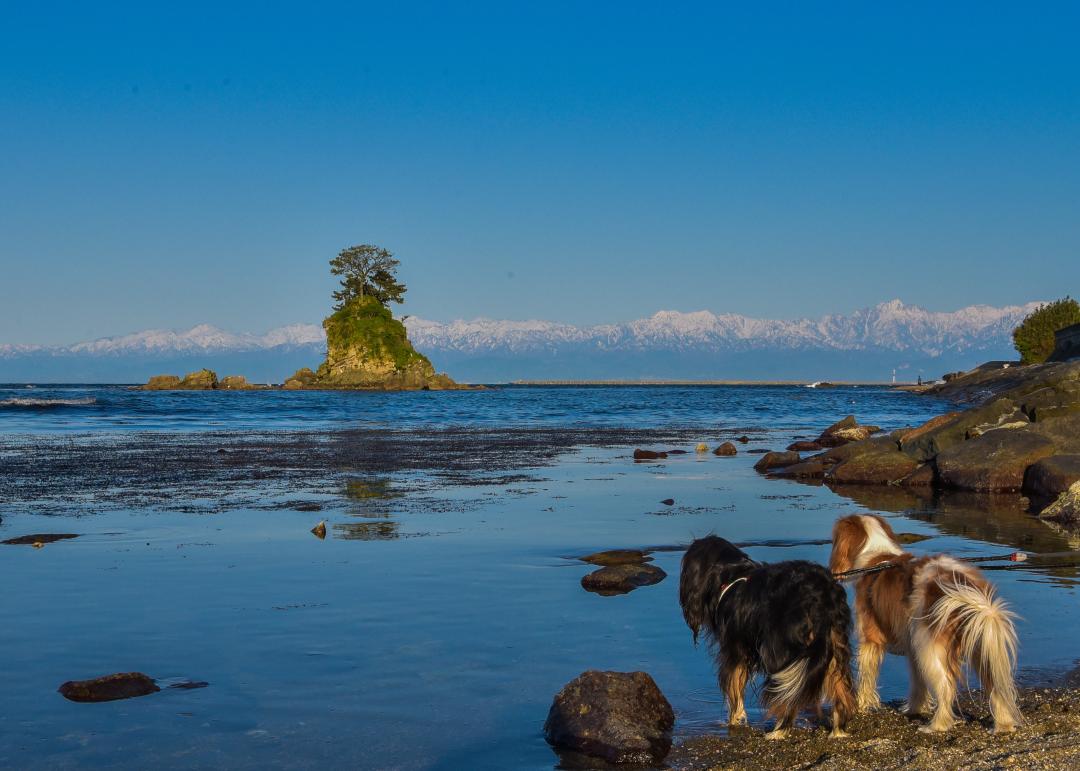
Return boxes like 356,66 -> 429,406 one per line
1013,297 -> 1080,364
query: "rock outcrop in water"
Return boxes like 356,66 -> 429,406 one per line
296,296 -> 459,390
764,360 -> 1080,517
141,369 -> 266,390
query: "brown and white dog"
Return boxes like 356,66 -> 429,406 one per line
830,514 -> 1021,733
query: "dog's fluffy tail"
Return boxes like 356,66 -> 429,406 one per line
764,624 -> 853,728
927,576 -> 1021,731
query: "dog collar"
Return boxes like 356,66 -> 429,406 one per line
717,576 -> 749,605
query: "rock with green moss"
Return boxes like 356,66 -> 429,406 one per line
142,369 -> 218,390
305,296 -> 458,390
283,367 -> 319,390
178,369 -> 218,390
142,375 -> 182,390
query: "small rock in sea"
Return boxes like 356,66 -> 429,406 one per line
666,449 -> 689,455
633,449 -> 667,460
695,443 -> 709,453
544,670 -> 675,765
753,451 -> 801,472
713,442 -> 737,456
581,563 -> 666,595
737,435 -> 751,443
311,521 -> 327,539
580,549 -> 653,566
747,448 -> 770,454
58,672 -> 160,703
660,498 -> 675,506
2,533 -> 78,546
787,440 -> 823,452
294,502 -> 323,512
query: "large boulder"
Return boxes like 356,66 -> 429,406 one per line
814,416 -> 881,447
936,429 -> 1057,492
771,459 -> 827,479
544,671 -> 675,765
753,451 -> 800,472
827,447 -> 920,486
219,375 -> 258,390
142,374 -> 181,390
1039,481 -> 1080,522
283,367 -> 319,390
900,399 -> 1023,462
1024,455 -> 1080,500
178,369 -> 218,390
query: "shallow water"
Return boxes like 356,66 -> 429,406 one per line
1,385 -> 1077,770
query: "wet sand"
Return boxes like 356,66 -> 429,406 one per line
670,688 -> 1080,770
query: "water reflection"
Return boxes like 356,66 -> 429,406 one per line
827,483 -> 1080,578
332,520 -> 401,540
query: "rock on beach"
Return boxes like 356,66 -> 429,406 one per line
544,670 -> 675,765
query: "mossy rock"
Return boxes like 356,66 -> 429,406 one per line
142,375 -> 181,390
306,296 -> 458,390
178,369 -> 218,390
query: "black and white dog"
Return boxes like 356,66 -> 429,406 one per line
679,536 -> 855,738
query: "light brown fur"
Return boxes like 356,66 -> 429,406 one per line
830,514 -> 1021,733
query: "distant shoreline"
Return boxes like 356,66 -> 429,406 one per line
511,379 -> 913,386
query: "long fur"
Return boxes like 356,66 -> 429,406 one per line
830,514 -> 1021,733
680,536 -> 856,738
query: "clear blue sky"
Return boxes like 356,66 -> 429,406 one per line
2,2 -> 1078,344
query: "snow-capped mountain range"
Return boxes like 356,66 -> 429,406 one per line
0,299 -> 1042,383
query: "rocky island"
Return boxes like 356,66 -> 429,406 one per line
142,243 -> 465,391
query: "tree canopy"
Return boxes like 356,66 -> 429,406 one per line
1012,296 -> 1080,364
330,244 -> 406,308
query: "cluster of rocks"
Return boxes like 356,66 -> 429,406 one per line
142,369 -> 266,391
758,360 -> 1080,523
578,549 -> 666,595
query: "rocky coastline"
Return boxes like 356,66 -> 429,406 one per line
751,359 -> 1080,526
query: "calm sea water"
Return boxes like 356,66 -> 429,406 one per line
1,385 -> 1078,770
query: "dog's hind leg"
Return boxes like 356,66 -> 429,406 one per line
720,660 -> 750,726
904,655 -> 932,717
915,639 -> 958,733
855,638 -> 885,711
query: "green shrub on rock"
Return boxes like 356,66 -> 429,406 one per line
1013,297 -> 1080,364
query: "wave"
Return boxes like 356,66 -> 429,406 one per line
0,397 -> 98,408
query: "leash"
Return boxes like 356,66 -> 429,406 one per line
831,550 -> 1080,580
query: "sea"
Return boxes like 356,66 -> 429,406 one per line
1,383 -> 1077,769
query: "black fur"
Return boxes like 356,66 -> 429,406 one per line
679,535 -> 855,734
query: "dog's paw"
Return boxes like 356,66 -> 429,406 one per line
993,723 -> 1017,735
765,728 -> 788,741
828,728 -> 850,739
917,722 -> 954,734
728,713 -> 748,727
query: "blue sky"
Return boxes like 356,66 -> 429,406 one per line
2,2 -> 1078,344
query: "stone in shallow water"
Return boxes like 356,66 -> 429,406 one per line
544,670 -> 674,766
579,549 -> 653,566
58,672 -> 160,703
2,533 -> 78,546
713,442 -> 737,456
581,564 -> 666,595
633,449 -> 667,460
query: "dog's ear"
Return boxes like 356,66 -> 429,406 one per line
829,515 -> 865,574
679,552 -> 706,643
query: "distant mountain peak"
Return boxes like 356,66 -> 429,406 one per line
0,300 -> 1043,382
